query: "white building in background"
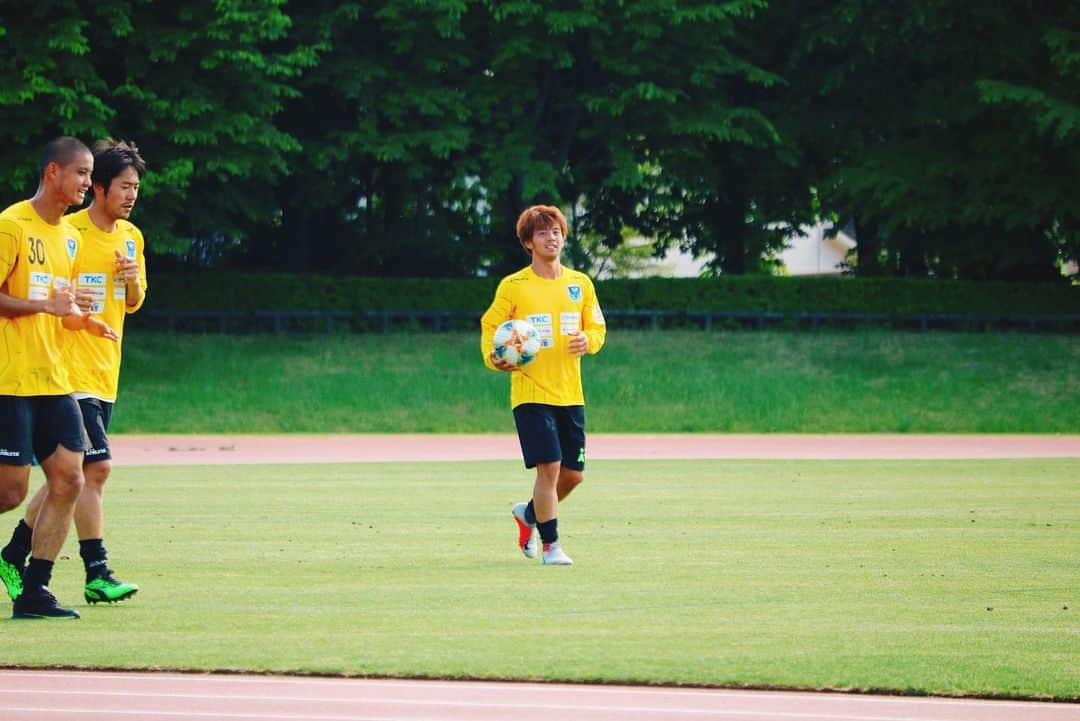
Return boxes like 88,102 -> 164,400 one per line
620,221 -> 856,278
777,221 -> 857,276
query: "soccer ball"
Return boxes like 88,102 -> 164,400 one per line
493,319 -> 542,366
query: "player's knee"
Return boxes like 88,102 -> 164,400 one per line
48,468 -> 85,503
0,483 -> 26,513
535,461 -> 561,484
84,460 -> 112,490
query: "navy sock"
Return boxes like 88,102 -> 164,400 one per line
524,500 -> 537,526
79,539 -> 108,581
537,518 -> 558,545
1,519 -> 32,566
23,557 -> 54,594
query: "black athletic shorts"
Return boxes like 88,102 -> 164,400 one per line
0,394 -> 90,465
78,397 -> 114,464
512,403 -> 586,471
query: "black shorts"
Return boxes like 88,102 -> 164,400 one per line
512,404 -> 586,471
0,394 -> 90,465
78,397 -> 114,464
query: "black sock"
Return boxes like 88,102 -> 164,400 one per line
79,539 -> 108,581
524,500 -> 537,525
23,557 -> 54,594
537,517 -> 558,545
1,519 -> 32,567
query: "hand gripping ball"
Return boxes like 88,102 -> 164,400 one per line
493,319 -> 542,366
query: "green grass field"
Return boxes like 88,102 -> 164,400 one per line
114,330 -> 1080,434
2,458 -> 1076,699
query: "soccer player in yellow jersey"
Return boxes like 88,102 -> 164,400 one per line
1,139 -> 147,608
481,205 -> 606,565
0,137 -> 119,619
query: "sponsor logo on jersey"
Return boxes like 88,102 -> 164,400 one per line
560,311 -> 580,335
526,313 -> 552,326
79,273 -> 107,287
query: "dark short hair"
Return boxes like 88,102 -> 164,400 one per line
40,136 -> 91,176
91,138 -> 147,192
515,205 -> 568,252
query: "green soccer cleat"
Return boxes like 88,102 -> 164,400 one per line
84,574 -> 139,604
0,557 -> 24,600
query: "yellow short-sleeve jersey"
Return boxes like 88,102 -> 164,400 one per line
63,208 -> 148,401
480,265 -> 606,408
0,200 -> 81,396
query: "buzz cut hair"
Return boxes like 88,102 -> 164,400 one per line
91,138 -> 147,193
515,205 -> 568,254
40,136 -> 92,176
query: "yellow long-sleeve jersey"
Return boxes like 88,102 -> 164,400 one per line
63,208 -> 148,401
480,265 -> 606,408
0,200 -> 82,396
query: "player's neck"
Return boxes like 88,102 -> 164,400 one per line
28,188 -> 67,225
87,202 -> 118,234
531,257 -> 562,280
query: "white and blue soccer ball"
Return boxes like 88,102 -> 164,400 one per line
493,319 -> 542,366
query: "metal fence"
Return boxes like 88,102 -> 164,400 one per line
128,308 -> 1080,334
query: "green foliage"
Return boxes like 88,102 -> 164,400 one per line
142,272 -> 1079,316
0,2 -> 1076,280
143,272 -> 496,311
774,2 -> 1080,280
0,0 -> 310,252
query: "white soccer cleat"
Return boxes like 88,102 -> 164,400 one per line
511,502 -> 537,559
542,542 -> 573,566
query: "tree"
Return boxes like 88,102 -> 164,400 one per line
776,1 -> 1079,279
0,0 -> 309,258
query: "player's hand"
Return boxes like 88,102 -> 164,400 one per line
74,286 -> 95,313
490,351 -> 519,371
85,316 -> 120,342
567,330 -> 589,357
44,286 -> 78,317
114,249 -> 140,282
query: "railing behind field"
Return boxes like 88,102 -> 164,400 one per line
130,308 -> 1080,334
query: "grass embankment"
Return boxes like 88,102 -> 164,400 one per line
114,330 -> 1080,433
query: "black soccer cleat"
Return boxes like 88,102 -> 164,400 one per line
12,587 -> 81,620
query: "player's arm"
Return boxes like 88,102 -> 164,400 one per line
61,308 -> 119,342
0,222 -> 78,318
480,283 -> 518,371
0,287 -> 81,318
116,235 -> 148,312
570,279 -> 606,357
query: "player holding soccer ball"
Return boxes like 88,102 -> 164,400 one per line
481,205 -> 606,565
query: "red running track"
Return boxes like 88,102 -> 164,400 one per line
0,670 -> 1076,721
109,433 -> 1080,466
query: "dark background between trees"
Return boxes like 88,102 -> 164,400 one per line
1,1 -> 1076,281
